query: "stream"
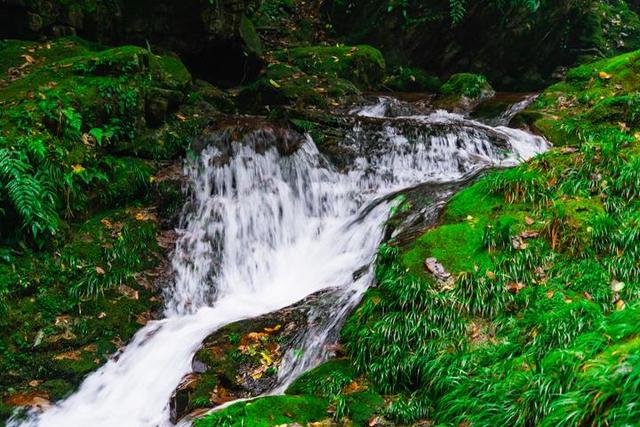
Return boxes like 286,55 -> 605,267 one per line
11,96 -> 548,427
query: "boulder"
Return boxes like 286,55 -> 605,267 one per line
169,289 -> 337,423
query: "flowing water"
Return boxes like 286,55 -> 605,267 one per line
11,97 -> 548,427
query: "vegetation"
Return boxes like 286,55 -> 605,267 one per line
340,48 -> 640,425
0,37 -> 210,418
2,0 -> 640,425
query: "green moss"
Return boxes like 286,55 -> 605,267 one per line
384,66 -> 442,92
238,63 -> 359,109
286,359 -> 356,395
150,54 -> 192,91
273,44 -> 386,90
440,73 -> 494,99
193,395 -> 329,427
239,15 -> 264,57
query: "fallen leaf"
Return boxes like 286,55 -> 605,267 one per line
615,299 -> 626,310
29,380 -> 41,387
7,391 -> 50,408
599,71 -> 612,80
520,230 -> 539,239
54,350 -> 81,361
583,292 -> 593,301
21,54 -> 35,64
560,146 -> 578,154
264,324 -> 282,333
54,315 -> 71,326
546,290 -> 555,299
175,112 -> 188,122
507,282 -> 526,294
118,285 -> 139,300
524,216 -> 535,225
95,266 -> 105,275
268,79 -> 281,88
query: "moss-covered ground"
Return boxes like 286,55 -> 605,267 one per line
0,37 -> 215,421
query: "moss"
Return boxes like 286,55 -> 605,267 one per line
285,359 -> 356,395
1,209 -> 163,415
273,44 -> 386,90
239,15 -> 264,57
149,54 -> 192,91
193,395 -> 329,427
440,73 -> 494,99
384,66 -> 442,92
238,63 -> 359,110
346,390 -> 385,425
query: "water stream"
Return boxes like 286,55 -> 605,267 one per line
11,97 -> 548,427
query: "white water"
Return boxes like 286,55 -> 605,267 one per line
11,99 -> 548,427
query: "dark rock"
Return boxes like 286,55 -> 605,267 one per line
191,116 -> 307,159
169,289 -> 336,423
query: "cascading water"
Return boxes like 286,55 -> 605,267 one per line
11,97 -> 548,427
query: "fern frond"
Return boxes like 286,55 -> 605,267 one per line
449,0 -> 467,24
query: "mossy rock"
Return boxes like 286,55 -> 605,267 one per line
521,49 -> 640,145
437,73 -> 495,111
239,15 -> 264,57
237,63 -> 360,110
384,66 -> 442,92
170,290 -> 333,422
273,44 -> 386,90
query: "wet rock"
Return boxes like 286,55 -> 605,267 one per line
169,289 -> 335,423
191,116 -> 307,159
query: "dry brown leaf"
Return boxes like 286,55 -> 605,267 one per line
264,324 -> 282,333
54,350 -> 81,361
507,282 -> 526,294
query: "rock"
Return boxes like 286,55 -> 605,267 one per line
169,289 -> 336,423
192,116 -> 307,160
424,257 -> 451,281
437,73 -> 495,112
272,45 -> 386,90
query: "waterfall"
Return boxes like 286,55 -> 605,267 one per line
10,98 -> 548,427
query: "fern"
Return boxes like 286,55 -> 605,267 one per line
449,0 -> 467,24
449,0 -> 541,24
0,148 -> 58,241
